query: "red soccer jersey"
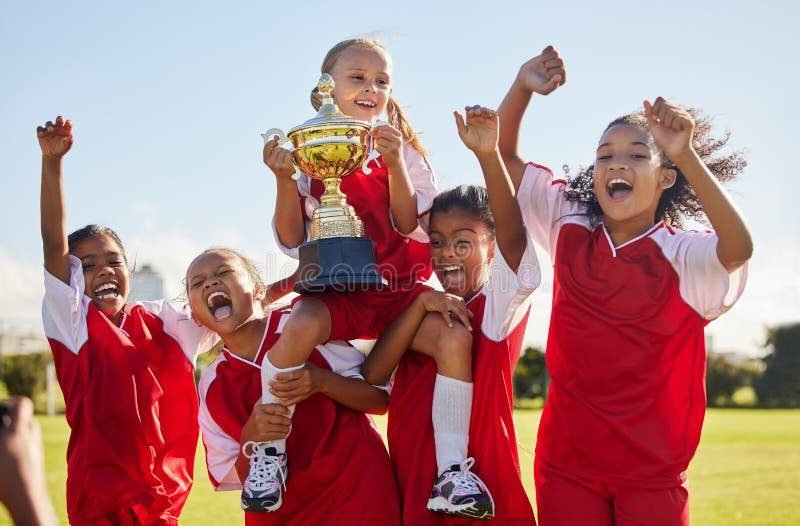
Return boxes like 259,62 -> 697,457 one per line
388,241 -> 541,525
517,163 -> 748,488
42,256 -> 217,524
198,309 -> 401,526
274,144 -> 436,285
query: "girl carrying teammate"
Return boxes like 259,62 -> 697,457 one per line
498,47 -> 752,525
38,116 -> 217,525
259,38 -> 492,517
189,247 -> 411,525
363,105 -> 541,524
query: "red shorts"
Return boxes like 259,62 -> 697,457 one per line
296,282 -> 431,340
535,460 -> 690,526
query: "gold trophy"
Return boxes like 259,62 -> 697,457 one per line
263,74 -> 384,292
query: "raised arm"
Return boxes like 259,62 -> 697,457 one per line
497,45 -> 566,191
455,106 -> 527,271
372,123 -> 419,235
644,98 -> 753,272
38,116 -> 74,284
264,137 -> 306,249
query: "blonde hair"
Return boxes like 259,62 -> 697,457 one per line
311,38 -> 428,156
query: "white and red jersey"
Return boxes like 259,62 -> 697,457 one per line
274,144 -> 436,285
388,240 -> 541,525
42,255 -> 217,524
517,162 -> 748,488
198,309 -> 401,526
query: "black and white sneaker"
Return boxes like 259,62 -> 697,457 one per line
241,442 -> 287,513
426,458 -> 494,520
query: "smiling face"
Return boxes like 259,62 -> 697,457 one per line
71,234 -> 130,323
429,208 -> 495,300
327,44 -> 392,122
593,123 -> 676,229
186,250 -> 264,336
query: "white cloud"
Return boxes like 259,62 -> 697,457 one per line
0,249 -> 44,330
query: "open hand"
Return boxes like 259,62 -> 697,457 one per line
517,45 -> 566,96
36,116 -> 73,159
644,97 -> 695,161
455,105 -> 499,155
263,136 -> 295,181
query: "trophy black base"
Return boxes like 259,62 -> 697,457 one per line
295,237 -> 385,293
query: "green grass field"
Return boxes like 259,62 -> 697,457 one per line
1,409 -> 798,525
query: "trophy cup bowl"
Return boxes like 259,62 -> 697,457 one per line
264,74 -> 384,293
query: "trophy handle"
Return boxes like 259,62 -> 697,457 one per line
262,128 -> 300,181
361,120 -> 388,175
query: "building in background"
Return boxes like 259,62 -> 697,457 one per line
129,263 -> 164,302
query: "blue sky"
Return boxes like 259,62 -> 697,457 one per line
1,1 -> 798,354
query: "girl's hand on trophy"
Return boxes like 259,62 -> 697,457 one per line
241,403 -> 292,443
370,123 -> 403,166
36,116 -> 73,160
269,362 -> 323,406
263,137 -> 295,181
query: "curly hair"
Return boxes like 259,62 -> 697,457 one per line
565,109 -> 747,228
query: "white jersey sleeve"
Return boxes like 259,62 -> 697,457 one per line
516,163 -> 590,264
481,232 -> 541,342
198,356 -> 243,491
403,145 -> 437,217
651,228 -> 748,320
271,172 -> 316,259
136,300 -> 219,364
41,255 -> 91,354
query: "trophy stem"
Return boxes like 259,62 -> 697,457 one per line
320,176 -> 348,207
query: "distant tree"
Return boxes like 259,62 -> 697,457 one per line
2,353 -> 49,400
514,346 -> 546,401
755,322 -> 800,408
706,353 -> 747,406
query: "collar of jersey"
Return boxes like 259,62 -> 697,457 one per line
598,220 -> 666,258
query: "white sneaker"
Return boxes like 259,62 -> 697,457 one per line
241,442 -> 287,513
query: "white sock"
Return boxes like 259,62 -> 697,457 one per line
431,374 -> 472,475
259,356 -> 303,455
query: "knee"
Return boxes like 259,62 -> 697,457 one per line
288,299 -> 331,341
432,320 -> 472,366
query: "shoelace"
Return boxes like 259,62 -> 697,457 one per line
242,441 -> 286,492
452,457 -> 483,494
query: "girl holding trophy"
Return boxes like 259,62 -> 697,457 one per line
499,46 -> 752,525
260,38 -> 495,519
